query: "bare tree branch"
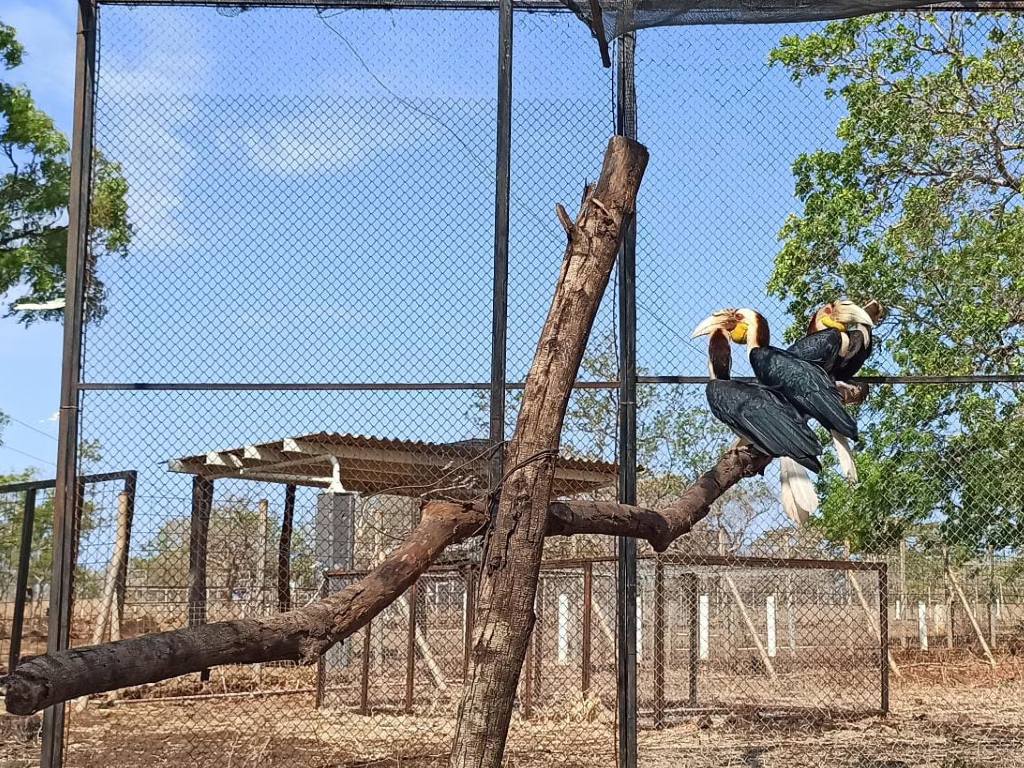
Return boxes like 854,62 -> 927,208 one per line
3,443 -> 770,717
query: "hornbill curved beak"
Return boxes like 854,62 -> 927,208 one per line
692,309 -> 740,339
830,300 -> 875,328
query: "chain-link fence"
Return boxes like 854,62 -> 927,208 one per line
5,2 -> 1022,767
1,473 -> 136,675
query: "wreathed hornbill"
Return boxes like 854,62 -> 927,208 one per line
697,327 -> 823,523
694,308 -> 858,524
786,300 -> 875,381
786,299 -> 876,482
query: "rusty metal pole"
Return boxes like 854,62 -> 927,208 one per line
360,623 -> 372,714
9,489 -> 37,673
405,582 -> 418,713
879,565 -> 890,715
653,559 -> 666,728
582,563 -> 593,698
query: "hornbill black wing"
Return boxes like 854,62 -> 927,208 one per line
787,329 -> 842,373
832,326 -> 873,381
750,346 -> 859,441
706,380 -> 823,473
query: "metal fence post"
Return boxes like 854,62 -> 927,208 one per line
9,488 -> 37,673
405,582 -> 418,713
360,622 -> 372,714
488,0 -> 513,489
42,2 -> 97,766
616,24 -> 639,768
653,558 -> 666,728
189,476 -> 214,682
687,573 -> 699,706
463,566 -> 476,676
582,562 -> 593,697
879,564 -> 890,715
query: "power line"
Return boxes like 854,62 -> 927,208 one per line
0,444 -> 58,468
5,415 -> 59,442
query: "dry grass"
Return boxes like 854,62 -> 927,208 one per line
2,655 -> 1022,767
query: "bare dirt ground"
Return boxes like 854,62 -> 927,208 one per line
2,654 -> 1021,767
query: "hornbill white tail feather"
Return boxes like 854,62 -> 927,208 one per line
831,431 -> 858,483
779,456 -> 818,526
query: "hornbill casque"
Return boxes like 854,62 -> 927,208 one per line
693,307 -> 860,524
696,327 -> 823,524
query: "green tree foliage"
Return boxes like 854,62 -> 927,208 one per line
769,13 -> 1023,555
132,498 -> 317,606
0,445 -> 103,600
1,21 -> 131,323
0,470 -> 50,598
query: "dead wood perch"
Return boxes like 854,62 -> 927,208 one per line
3,446 -> 769,716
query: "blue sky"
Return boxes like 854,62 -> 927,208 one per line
0,1 -> 76,475
0,2 -> 845,551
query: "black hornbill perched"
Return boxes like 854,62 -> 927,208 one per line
786,300 -> 876,482
694,308 -> 859,524
786,300 -> 875,381
697,327 -> 823,523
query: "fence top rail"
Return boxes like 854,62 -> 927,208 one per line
92,0 -> 1024,12
325,552 -> 883,580
95,0 -> 570,9
0,470 -> 137,495
655,553 -> 886,573
75,373 -> 1024,392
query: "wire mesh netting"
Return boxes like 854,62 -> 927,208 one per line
2,3 -> 1022,768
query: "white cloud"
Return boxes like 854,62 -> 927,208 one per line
226,109 -> 439,178
45,411 -> 59,423
94,10 -> 211,250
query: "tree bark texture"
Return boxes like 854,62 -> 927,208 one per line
448,136 -> 649,768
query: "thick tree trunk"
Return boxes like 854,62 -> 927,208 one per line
449,136 -> 648,768
3,445 -> 768,717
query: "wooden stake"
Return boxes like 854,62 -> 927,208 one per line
91,492 -> 130,646
946,565 -> 996,668
723,574 -> 777,681
848,570 -> 901,677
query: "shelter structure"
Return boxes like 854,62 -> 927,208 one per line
169,433 -> 618,637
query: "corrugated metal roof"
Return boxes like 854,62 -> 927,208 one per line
169,432 -> 617,500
